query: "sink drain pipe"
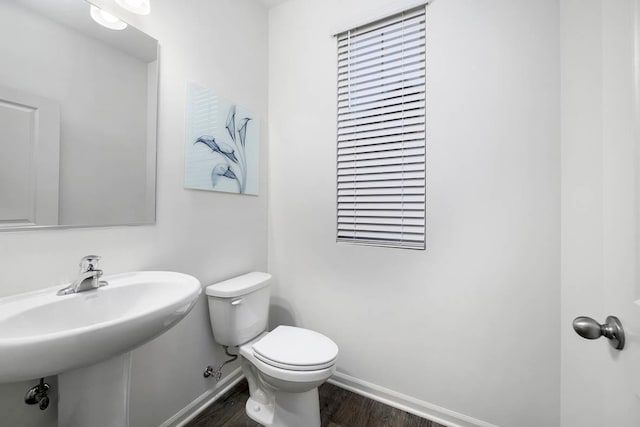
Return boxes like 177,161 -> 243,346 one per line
24,378 -> 50,410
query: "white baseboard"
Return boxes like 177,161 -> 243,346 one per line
161,368 -> 496,427
160,367 -> 244,427
328,371 -> 498,427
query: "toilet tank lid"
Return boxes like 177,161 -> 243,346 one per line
206,272 -> 272,298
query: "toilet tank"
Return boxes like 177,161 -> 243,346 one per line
206,272 -> 271,347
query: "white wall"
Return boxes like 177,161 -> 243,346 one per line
268,0 -> 560,426
0,0 -> 268,426
0,1 -> 150,226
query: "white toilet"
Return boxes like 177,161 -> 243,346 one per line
206,272 -> 338,427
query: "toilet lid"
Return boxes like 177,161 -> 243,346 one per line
252,326 -> 338,371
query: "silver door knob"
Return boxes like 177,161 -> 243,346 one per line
572,315 -> 625,350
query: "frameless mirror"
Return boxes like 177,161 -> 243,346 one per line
0,0 -> 158,230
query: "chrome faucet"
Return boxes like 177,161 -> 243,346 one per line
57,255 -> 108,296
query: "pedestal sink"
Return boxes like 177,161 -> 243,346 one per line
0,271 -> 201,427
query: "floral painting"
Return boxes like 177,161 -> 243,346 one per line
184,83 -> 259,195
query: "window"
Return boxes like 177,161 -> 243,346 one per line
336,6 -> 426,250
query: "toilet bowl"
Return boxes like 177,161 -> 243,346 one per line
206,272 -> 338,427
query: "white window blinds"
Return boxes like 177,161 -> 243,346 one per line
336,6 -> 426,250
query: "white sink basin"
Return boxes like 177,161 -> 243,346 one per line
0,271 -> 201,382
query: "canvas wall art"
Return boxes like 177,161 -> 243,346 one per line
185,83 -> 259,195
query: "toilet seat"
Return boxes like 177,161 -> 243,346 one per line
252,326 -> 338,372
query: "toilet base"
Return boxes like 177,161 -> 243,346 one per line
245,389 -> 320,427
246,396 -> 274,425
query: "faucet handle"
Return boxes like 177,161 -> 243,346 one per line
79,255 -> 101,272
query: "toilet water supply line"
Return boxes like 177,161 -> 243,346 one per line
203,346 -> 238,382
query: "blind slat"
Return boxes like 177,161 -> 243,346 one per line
336,238 -> 424,250
338,192 -> 425,202
338,162 -> 425,177
338,210 -> 424,219
338,178 -> 425,189
338,92 -> 425,114
338,101 -> 425,124
338,168 -> 424,178
338,217 -> 425,226
337,231 -> 424,242
340,201 -> 424,210
338,147 -> 424,162
338,135 -> 426,150
338,115 -> 425,136
338,139 -> 425,155
337,124 -> 425,143
338,155 -> 426,170
339,187 -> 425,196
340,225 -> 425,232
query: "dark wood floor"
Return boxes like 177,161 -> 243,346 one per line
187,379 -> 445,427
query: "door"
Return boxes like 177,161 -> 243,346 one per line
561,0 -> 640,426
0,86 -> 59,227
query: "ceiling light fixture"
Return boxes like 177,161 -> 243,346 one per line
114,0 -> 151,16
90,5 -> 127,30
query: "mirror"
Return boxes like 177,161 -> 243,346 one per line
0,0 -> 158,230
